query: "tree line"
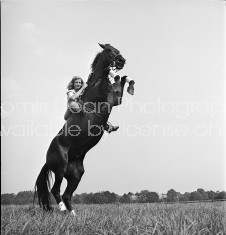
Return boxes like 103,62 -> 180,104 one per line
1,188 -> 226,205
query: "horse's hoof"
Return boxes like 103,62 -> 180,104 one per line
70,210 -> 76,216
127,87 -> 134,95
59,201 -> 67,211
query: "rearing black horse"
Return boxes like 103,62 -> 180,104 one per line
34,43 -> 132,215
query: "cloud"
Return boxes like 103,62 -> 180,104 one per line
2,77 -> 23,92
1,78 -> 27,119
18,23 -> 38,35
17,23 -> 71,63
18,23 -> 47,56
18,23 -> 39,44
1,77 -> 24,101
35,44 -> 47,57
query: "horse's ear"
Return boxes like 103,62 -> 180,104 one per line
98,43 -> 106,49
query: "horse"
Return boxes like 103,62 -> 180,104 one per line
34,43 -> 133,215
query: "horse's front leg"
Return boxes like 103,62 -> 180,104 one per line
122,76 -> 135,95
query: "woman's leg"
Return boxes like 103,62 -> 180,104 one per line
69,101 -> 81,112
64,101 -> 82,120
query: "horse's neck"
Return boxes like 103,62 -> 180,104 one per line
92,57 -> 109,80
82,52 -> 110,104
83,74 -> 109,104
83,77 -> 112,120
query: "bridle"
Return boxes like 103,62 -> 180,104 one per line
102,46 -> 125,71
84,47 -> 125,91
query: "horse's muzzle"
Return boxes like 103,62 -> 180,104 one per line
115,56 -> 126,70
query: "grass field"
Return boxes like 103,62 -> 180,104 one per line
1,202 -> 225,235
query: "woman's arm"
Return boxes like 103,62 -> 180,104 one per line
67,84 -> 88,101
67,91 -> 77,101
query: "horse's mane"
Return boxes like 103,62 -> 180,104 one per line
82,52 -> 102,92
90,52 -> 102,72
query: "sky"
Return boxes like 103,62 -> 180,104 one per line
1,0 -> 225,196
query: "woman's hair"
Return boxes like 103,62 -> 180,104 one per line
67,76 -> 84,90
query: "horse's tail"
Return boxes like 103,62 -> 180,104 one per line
33,163 -> 53,211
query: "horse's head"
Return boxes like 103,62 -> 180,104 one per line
99,43 -> 126,70
83,44 -> 126,104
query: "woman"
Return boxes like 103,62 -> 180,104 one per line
64,75 -> 119,133
64,76 -> 87,120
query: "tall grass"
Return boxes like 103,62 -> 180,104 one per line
1,202 -> 225,234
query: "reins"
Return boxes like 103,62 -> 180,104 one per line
82,103 -> 110,124
77,47 -> 122,124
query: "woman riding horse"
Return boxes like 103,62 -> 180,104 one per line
34,43 -> 132,215
64,75 -> 119,133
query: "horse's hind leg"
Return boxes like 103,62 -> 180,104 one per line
51,170 -> 67,211
46,137 -> 68,211
62,158 -> 84,215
